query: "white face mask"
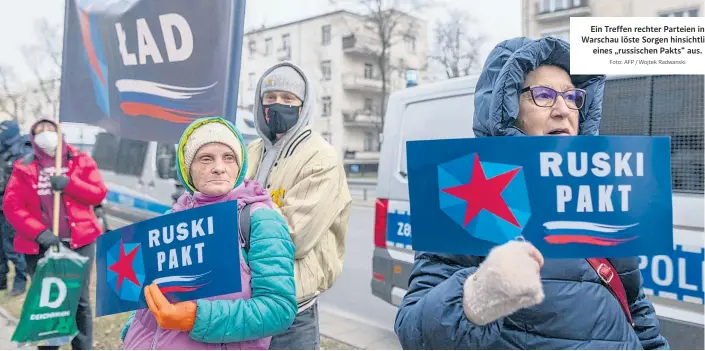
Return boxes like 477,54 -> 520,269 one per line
34,131 -> 59,155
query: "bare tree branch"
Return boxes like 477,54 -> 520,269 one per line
0,65 -> 26,124
36,18 -> 63,69
429,10 -> 485,79
20,18 -> 63,120
332,0 -> 438,148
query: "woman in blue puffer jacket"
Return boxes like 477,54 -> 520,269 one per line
393,37 -> 669,350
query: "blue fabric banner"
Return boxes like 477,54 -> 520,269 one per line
58,0 -> 246,143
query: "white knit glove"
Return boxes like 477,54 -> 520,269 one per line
462,241 -> 545,326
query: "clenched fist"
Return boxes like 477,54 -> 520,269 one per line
462,241 -> 545,326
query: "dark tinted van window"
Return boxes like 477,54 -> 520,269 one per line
156,143 -> 177,179
601,75 -> 704,194
114,138 -> 149,177
92,133 -> 120,171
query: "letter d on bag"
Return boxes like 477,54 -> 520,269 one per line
39,277 -> 67,309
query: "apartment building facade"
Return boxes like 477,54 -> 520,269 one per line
238,10 -> 427,171
522,0 -> 703,40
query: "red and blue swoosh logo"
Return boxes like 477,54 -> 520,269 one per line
152,271 -> 211,294
115,79 -> 218,123
76,2 -> 217,123
543,221 -> 639,246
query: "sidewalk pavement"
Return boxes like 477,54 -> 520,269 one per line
320,307 -> 401,350
0,306 -> 22,350
1,305 -> 399,350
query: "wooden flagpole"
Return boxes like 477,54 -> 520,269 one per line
52,122 -> 63,243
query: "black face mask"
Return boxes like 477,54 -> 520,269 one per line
263,103 -> 300,138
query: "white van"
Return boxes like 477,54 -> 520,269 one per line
94,110 -> 259,227
371,75 -> 704,349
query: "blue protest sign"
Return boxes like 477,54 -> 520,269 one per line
95,200 -> 241,317
406,136 -> 673,258
58,0 -> 246,143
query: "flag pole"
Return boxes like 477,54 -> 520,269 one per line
52,0 -> 71,248
52,122 -> 63,249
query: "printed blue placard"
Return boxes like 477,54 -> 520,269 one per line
96,200 -> 241,317
406,135 -> 674,258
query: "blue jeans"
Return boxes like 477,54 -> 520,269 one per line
268,302 -> 320,350
0,213 -> 27,291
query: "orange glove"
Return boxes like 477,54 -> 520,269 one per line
144,283 -> 197,332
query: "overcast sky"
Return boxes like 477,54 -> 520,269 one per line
0,0 -> 521,83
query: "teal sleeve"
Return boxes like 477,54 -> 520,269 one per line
120,311 -> 136,341
188,208 -> 297,343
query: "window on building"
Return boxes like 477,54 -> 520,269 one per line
264,37 -> 273,56
659,8 -> 699,17
281,34 -> 290,51
364,63 -> 374,79
540,0 -> 584,13
321,96 -> 332,117
363,97 -> 373,112
364,131 -> 377,152
248,40 -> 256,57
248,72 -> 256,90
541,28 -> 570,42
404,35 -> 416,53
321,24 -> 331,45
321,60 -> 332,81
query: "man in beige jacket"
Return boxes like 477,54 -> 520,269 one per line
245,61 -> 352,350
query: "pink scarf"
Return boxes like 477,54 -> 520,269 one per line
172,179 -> 274,213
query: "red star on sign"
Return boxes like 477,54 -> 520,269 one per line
442,154 -> 522,228
108,241 -> 140,291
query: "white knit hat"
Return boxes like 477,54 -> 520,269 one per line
182,122 -> 243,174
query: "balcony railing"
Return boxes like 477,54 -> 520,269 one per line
342,34 -> 381,56
342,108 -> 382,127
535,0 -> 590,21
342,73 -> 384,92
344,150 -> 380,161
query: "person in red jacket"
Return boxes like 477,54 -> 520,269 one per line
2,119 -> 107,350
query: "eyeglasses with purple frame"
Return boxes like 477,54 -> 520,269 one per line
520,85 -> 587,110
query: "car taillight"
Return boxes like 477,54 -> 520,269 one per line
374,198 -> 389,248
